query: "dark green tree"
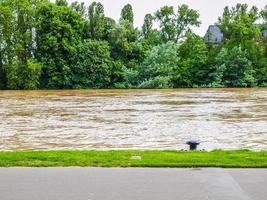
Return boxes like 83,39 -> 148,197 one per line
212,46 -> 256,87
262,5 -> 267,22
87,2 -> 105,39
73,40 -> 113,88
70,1 -> 86,18
142,14 -> 154,39
0,0 -> 42,89
139,14 -> 162,50
108,4 -> 140,70
36,1 -> 84,88
177,33 -> 208,87
120,4 -> 134,24
55,0 -> 68,7
0,2 -> 13,88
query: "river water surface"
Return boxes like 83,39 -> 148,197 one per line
0,89 -> 267,151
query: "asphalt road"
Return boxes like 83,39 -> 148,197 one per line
0,168 -> 266,200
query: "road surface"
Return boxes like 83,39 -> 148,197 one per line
0,168 -> 266,200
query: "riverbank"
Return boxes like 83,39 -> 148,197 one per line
0,150 -> 266,168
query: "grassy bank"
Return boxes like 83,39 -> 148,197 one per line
0,150 -> 266,168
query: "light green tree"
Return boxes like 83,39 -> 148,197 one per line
218,3 -> 267,85
139,41 -> 180,88
155,4 -> 200,43
0,0 -> 42,89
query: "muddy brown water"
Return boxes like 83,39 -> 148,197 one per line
0,89 -> 266,151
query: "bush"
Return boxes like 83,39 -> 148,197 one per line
212,47 -> 256,87
139,76 -> 172,89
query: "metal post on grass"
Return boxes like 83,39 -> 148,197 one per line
186,140 -> 200,151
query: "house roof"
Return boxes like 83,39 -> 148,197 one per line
204,25 -> 224,43
204,25 -> 267,42
263,29 -> 267,38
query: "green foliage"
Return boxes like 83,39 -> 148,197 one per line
0,1 -> 266,89
120,4 -> 134,24
35,1 -> 84,89
0,0 -> 43,89
139,41 -> 180,88
70,1 -> 86,18
177,33 -> 208,87
218,4 -> 267,86
155,4 -> 200,43
219,4 -> 260,42
6,59 -> 41,89
108,18 -> 140,69
141,14 -> 162,48
73,40 -> 112,88
142,14 -> 154,39
87,2 -> 105,39
114,67 -> 139,88
139,76 -> 172,89
0,2 -> 13,88
55,0 -> 68,7
212,47 -> 256,87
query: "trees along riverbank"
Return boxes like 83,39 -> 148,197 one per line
0,0 -> 266,89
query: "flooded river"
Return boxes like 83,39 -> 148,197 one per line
0,89 -> 267,151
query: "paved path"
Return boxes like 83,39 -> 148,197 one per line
0,168 -> 266,200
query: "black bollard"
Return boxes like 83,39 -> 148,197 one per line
186,140 -> 200,150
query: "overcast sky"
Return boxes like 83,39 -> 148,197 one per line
67,0 -> 266,36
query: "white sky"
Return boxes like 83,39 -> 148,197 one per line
67,0 -> 266,36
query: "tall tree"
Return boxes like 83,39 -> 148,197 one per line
70,1 -> 86,18
262,5 -> 267,22
218,4 -> 267,85
55,0 -> 68,7
140,14 -> 162,49
120,4 -> 134,24
219,4 -> 260,42
108,4 -> 140,68
177,33 -> 208,87
0,2 -> 13,88
155,6 -> 175,42
142,14 -> 154,39
155,4 -> 200,43
0,0 -> 42,89
87,2 -> 105,39
108,21 -> 140,64
36,1 -> 84,88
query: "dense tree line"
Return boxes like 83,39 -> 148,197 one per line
0,0 -> 266,89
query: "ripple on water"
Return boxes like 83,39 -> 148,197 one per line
0,88 -> 267,151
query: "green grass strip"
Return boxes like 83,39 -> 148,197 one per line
0,150 -> 266,168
